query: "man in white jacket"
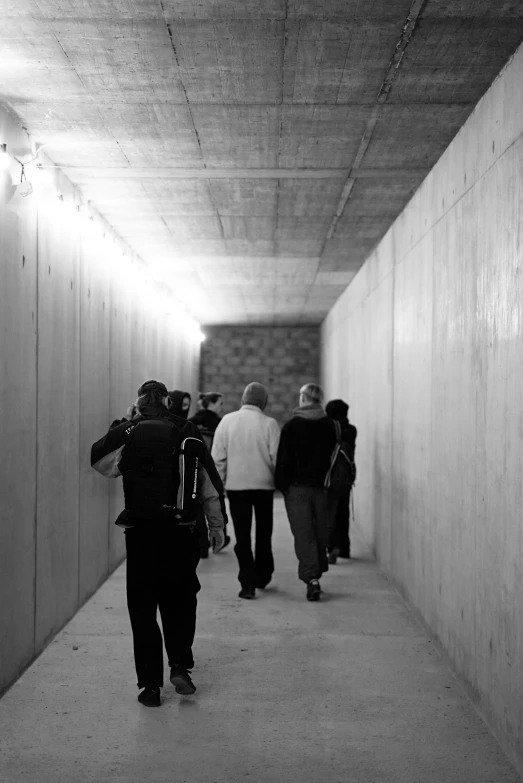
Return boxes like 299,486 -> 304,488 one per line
212,382 -> 281,599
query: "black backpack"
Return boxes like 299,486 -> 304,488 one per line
324,419 -> 356,495
120,418 -> 205,523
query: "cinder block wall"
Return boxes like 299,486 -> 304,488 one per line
200,325 -> 320,425
0,108 -> 200,696
322,46 -> 523,774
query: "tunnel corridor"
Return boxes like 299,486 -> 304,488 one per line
1,0 -> 523,778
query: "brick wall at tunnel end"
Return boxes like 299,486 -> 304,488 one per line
200,325 -> 320,426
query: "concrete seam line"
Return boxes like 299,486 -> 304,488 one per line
159,0 -> 206,165
319,0 -> 429,252
40,166 -> 430,179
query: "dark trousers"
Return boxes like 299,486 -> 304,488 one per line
284,484 -> 337,583
125,524 -> 201,689
227,490 -> 274,589
328,491 -> 351,557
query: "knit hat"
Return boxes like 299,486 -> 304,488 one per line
137,379 -> 168,397
241,382 -> 268,410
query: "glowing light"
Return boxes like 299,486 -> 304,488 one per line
198,330 -> 206,343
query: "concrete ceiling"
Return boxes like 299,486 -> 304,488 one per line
2,1 -> 523,324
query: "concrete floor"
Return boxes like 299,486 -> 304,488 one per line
0,499 -> 520,783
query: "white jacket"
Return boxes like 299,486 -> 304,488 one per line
211,405 -> 281,491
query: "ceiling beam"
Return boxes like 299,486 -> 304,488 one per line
45,167 -> 428,180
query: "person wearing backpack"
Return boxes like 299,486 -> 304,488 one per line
274,383 -> 337,601
91,380 -> 228,708
325,399 -> 357,564
188,392 -> 231,558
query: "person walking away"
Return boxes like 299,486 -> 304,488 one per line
189,391 -> 223,450
325,399 -> 357,563
168,389 -> 191,419
211,382 -> 280,599
274,383 -> 337,601
189,391 -> 230,556
91,380 -> 227,708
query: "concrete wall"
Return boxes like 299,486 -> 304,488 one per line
321,45 -> 523,773
200,325 -> 320,425
0,108 -> 201,694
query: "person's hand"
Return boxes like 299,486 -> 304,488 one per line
209,528 -> 225,553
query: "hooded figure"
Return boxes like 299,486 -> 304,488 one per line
325,398 -> 357,563
168,390 -> 192,419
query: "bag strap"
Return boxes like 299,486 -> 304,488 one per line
333,418 -> 342,444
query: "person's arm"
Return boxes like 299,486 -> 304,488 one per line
197,464 -> 227,551
210,419 -> 227,487
274,422 -> 293,493
91,419 -> 134,478
198,466 -> 225,532
268,419 -> 281,474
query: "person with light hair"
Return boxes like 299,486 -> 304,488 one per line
212,382 -> 281,600
274,383 -> 338,601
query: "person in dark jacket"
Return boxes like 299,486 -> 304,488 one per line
168,389 -> 191,419
325,399 -> 357,563
189,391 -> 223,441
274,383 -> 337,601
91,380 -> 227,709
189,391 -> 230,557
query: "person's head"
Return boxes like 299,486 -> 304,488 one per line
241,382 -> 268,411
299,383 -> 324,407
198,391 -> 223,415
135,380 -> 170,414
168,389 -> 192,419
325,398 -> 349,422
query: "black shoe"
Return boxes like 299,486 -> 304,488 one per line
327,549 -> 339,565
137,687 -> 161,707
221,534 -> 231,550
254,582 -> 270,590
306,580 -> 321,601
170,665 -> 196,695
239,587 -> 256,599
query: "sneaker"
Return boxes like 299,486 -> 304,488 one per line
306,580 -> 321,601
137,687 -> 161,707
239,587 -> 256,599
254,581 -> 270,590
170,665 -> 196,695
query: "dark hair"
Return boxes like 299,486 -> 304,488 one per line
198,391 -> 222,409
135,388 -> 168,413
325,399 -> 349,421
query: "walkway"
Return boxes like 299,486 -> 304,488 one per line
0,499 -> 520,783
